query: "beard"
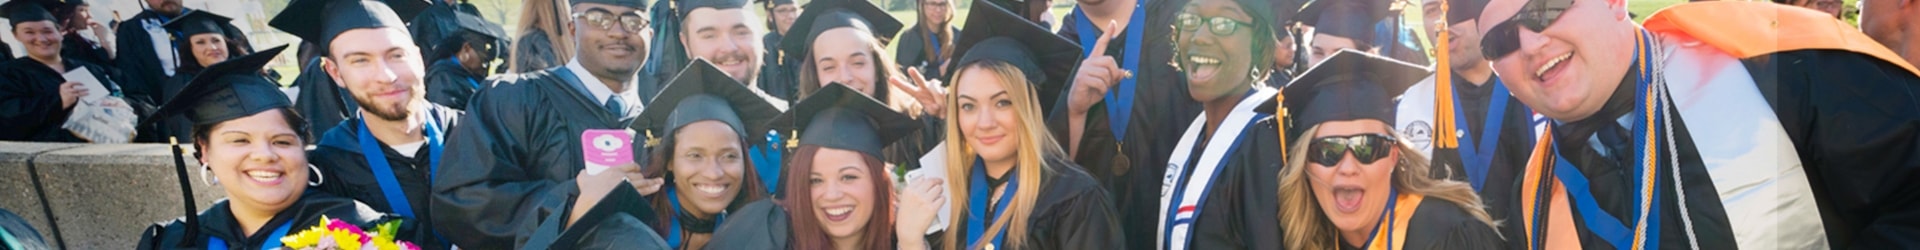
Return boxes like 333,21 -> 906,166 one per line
353,93 -> 414,121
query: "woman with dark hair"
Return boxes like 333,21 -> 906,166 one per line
1273,50 -> 1500,250
895,3 -> 1121,250
1153,0 -> 1288,248
894,0 -> 957,77
508,0 -> 573,73
154,10 -> 247,143
706,84 -> 918,249
635,59 -> 781,250
781,0 -> 946,171
55,0 -> 110,66
137,46 -> 425,250
0,0 -> 128,143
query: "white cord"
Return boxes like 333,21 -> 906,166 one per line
1652,53 -> 1702,249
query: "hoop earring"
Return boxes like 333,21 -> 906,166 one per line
200,163 -> 217,186
308,164 -> 325,187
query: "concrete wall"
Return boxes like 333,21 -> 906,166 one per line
0,141 -> 224,249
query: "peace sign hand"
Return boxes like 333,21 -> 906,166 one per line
891,67 -> 948,119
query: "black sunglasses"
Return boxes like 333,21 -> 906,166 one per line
1307,134 -> 1398,166
1479,0 -> 1573,60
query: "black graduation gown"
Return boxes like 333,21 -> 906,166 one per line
0,58 -> 124,142
1512,66 -> 1736,250
430,67 -> 653,248
1428,74 -> 1533,249
511,31 -> 560,74
151,71 -> 199,143
424,58 -> 483,110
0,208 -> 51,250
308,104 -> 462,250
757,32 -> 796,102
922,157 -> 1125,249
61,32 -> 114,68
1168,114 -> 1285,249
521,179 -> 669,250
135,191 -> 419,250
1744,49 -> 1920,248
894,25 -> 961,78
704,200 -> 791,249
1335,198 -> 1504,250
1046,2 -> 1201,249
292,56 -> 358,142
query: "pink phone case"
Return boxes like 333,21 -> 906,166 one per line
581,129 -> 635,175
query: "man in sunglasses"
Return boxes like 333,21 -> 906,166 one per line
1477,0 -> 1920,248
434,0 -> 673,247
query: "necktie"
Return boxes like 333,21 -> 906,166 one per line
605,95 -> 628,116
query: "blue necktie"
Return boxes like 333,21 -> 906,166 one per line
605,95 -> 628,116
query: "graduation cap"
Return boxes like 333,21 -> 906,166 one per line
1298,0 -> 1386,44
141,44 -> 289,248
946,0 -> 1079,115
141,45 -> 294,127
1258,49 -> 1428,139
637,59 -> 783,147
161,9 -> 232,37
1,0 -> 60,26
678,0 -> 749,19
441,11 -> 507,58
270,0 -> 423,54
767,84 -> 921,157
777,0 -> 901,62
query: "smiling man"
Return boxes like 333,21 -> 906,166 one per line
1477,0 -> 1920,248
432,0 -> 674,247
269,0 -> 455,248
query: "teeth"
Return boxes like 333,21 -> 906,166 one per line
1536,53 -> 1572,78
696,184 -> 726,194
825,207 -> 852,216
1189,56 -> 1221,65
246,171 -> 281,180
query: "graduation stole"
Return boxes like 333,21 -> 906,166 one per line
1353,190 -> 1423,250
1518,29 -> 1672,250
1157,88 -> 1276,250
1073,1 -> 1146,141
356,117 -> 445,219
965,158 -> 1019,250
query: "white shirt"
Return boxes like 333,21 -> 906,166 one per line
564,59 -> 642,109
141,17 -> 179,77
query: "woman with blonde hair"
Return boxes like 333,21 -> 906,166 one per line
1272,50 -> 1500,250
509,0 -> 574,73
895,3 -> 1120,250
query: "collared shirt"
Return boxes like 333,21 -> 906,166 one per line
564,59 -> 642,110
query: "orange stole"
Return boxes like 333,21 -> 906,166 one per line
1362,193 -> 1426,250
1643,1 -> 1920,77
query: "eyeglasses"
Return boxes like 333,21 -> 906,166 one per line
1479,0 -> 1572,60
573,9 -> 651,33
1307,134 -> 1397,166
1176,13 -> 1256,36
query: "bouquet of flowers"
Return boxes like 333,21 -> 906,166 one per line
279,216 -> 420,250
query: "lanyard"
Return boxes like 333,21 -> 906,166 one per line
965,159 -> 1019,250
1522,29 -> 1663,250
1074,1 -> 1146,139
1453,77 -> 1509,191
928,31 -> 943,61
665,187 -> 726,249
356,117 -> 444,218
207,220 -> 294,250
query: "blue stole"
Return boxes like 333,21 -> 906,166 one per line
965,159 -> 1019,249
1073,1 -> 1147,139
1454,76 -> 1514,191
355,117 -> 444,218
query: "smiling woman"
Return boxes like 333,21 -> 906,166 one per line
637,59 -> 779,250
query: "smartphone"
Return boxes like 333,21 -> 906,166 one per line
581,129 -> 635,175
